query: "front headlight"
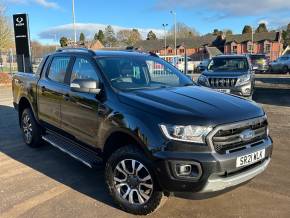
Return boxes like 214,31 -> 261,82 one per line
160,124 -> 212,143
236,74 -> 251,86
198,75 -> 209,86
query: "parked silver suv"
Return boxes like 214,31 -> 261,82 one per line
269,55 -> 290,74
197,55 -> 255,98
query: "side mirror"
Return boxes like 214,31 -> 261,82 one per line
70,79 -> 101,94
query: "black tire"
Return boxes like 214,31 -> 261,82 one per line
105,146 -> 166,215
20,108 -> 42,147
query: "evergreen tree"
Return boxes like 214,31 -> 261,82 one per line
96,30 -> 105,44
213,29 -> 219,35
104,25 -> 117,47
79,32 -> 85,43
242,25 -> 252,34
59,37 -> 68,47
255,23 -> 268,33
94,32 -> 98,40
146,30 -> 157,40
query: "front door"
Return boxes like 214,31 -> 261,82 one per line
60,56 -> 101,146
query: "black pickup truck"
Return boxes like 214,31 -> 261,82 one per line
12,48 -> 273,215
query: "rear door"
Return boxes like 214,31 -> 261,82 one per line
37,55 -> 72,128
60,55 -> 101,146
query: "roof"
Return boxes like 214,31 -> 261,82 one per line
55,48 -> 153,57
206,46 -> 222,57
212,54 -> 247,59
134,35 -> 217,51
225,32 -> 280,43
94,50 -> 154,57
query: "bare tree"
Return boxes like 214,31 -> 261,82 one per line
0,4 -> 13,50
31,41 -> 56,59
168,22 -> 199,39
117,29 -> 141,46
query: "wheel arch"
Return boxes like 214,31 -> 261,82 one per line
18,97 -> 35,125
102,130 -> 152,162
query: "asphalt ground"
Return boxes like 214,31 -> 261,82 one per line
1,74 -> 290,218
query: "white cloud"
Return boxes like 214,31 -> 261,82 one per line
4,0 -> 59,9
38,23 -> 164,40
34,0 -> 59,9
155,0 -> 290,17
258,20 -> 269,25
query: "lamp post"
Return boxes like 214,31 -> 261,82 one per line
72,0 -> 77,46
170,10 -> 177,56
162,24 -> 168,56
251,25 -> 254,54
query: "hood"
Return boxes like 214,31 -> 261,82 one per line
202,70 -> 248,77
118,86 -> 264,126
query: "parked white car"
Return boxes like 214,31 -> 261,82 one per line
176,57 -> 195,73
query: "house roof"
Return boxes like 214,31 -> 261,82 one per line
225,32 -> 280,43
134,35 -> 217,51
206,46 -> 222,57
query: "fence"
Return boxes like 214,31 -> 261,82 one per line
0,51 -> 43,74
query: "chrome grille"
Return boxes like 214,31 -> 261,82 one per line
208,117 -> 268,154
208,78 -> 237,88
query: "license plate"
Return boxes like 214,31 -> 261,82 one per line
216,89 -> 230,93
236,149 -> 265,168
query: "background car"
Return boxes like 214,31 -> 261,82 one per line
176,56 -> 195,73
246,54 -> 269,73
269,55 -> 290,74
197,55 -> 255,98
196,59 -> 210,73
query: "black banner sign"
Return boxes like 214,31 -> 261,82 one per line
13,13 -> 32,72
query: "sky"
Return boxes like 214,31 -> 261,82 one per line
3,0 -> 290,44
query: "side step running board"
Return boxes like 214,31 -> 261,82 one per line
42,131 -> 103,168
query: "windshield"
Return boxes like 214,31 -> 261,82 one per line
96,56 -> 193,91
207,57 -> 249,72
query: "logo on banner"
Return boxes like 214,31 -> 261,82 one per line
15,17 -> 24,26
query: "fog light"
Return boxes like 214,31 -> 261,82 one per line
176,164 -> 192,176
244,88 -> 251,95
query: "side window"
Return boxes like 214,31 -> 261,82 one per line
48,56 -> 70,83
70,58 -> 98,83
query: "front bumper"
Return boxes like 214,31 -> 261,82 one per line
153,136 -> 272,193
228,82 -> 253,97
254,64 -> 269,72
198,82 -> 253,97
199,157 -> 270,193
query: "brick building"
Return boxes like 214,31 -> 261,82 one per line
134,36 -> 219,60
134,32 -> 283,61
224,32 -> 283,60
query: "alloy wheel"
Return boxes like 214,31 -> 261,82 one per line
22,114 -> 33,144
113,159 -> 153,205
